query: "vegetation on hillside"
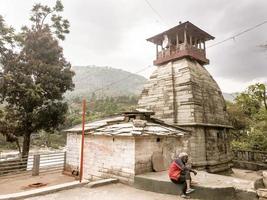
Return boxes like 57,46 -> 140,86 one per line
227,83 -> 267,151
0,1 -> 74,156
65,94 -> 139,128
66,66 -> 147,99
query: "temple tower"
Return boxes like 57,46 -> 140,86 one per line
138,21 -> 232,172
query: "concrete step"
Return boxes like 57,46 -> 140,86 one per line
134,171 -> 258,200
86,178 -> 119,188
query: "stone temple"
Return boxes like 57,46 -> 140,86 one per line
65,21 -> 233,184
138,21 -> 232,172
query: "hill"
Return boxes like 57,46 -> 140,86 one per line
222,92 -> 239,102
66,66 -> 147,99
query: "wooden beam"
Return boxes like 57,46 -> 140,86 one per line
176,33 -> 179,48
156,44 -> 158,59
203,41 -> 206,56
184,29 -> 187,45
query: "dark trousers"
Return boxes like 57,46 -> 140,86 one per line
171,170 -> 191,195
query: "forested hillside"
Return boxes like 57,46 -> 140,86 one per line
66,66 -> 147,99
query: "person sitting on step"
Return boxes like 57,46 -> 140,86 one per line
169,152 -> 197,199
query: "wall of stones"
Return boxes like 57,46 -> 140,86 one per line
186,126 -> 232,172
184,59 -> 229,125
66,133 -> 189,183
138,58 -> 230,126
65,133 -> 81,172
83,135 -> 135,184
138,58 -> 232,171
66,134 -> 135,183
135,136 -> 189,174
138,62 -> 175,124
204,128 -> 232,172
187,127 -> 207,168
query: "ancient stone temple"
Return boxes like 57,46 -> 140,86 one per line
138,21 -> 233,172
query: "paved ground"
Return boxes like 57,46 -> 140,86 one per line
0,172 -> 75,195
25,183 -> 199,200
231,168 -> 263,181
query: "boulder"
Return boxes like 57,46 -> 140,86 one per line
263,171 -> 267,188
257,189 -> 267,198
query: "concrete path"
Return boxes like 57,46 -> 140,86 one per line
0,172 -> 75,195
0,181 -> 88,200
24,183 -> 200,200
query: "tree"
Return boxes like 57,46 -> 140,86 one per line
235,83 -> 266,117
0,1 -> 74,157
248,83 -> 267,110
228,83 -> 267,151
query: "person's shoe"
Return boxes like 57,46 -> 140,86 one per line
185,188 -> 195,194
181,194 -> 190,199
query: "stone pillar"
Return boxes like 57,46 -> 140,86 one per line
32,154 -> 40,176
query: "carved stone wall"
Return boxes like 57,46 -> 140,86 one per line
138,58 -> 232,172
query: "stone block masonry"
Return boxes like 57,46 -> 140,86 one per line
66,134 -> 189,184
138,58 -> 232,172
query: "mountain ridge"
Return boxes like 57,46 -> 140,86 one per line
66,65 -> 147,99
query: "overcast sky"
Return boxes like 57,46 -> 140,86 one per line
0,0 -> 267,93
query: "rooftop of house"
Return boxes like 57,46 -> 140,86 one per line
64,110 -> 189,137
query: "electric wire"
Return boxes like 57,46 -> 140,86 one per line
90,65 -> 154,95
144,0 -> 169,27
207,20 -> 267,48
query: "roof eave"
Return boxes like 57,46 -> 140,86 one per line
146,21 -> 215,45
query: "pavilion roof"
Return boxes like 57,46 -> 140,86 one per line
147,21 -> 215,45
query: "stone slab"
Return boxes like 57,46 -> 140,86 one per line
258,189 -> 267,198
134,170 -> 257,200
151,152 -> 166,172
86,178 -> 119,188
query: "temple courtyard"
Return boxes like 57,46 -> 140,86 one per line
24,183 -> 199,200
12,168 -> 262,200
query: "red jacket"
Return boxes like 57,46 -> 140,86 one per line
168,160 -> 182,180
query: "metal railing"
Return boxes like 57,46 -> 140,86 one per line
0,151 -> 66,177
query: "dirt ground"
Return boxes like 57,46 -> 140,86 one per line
25,183 -> 199,200
0,171 -> 75,195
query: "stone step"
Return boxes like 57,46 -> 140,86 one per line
86,178 -> 119,188
134,171 -> 258,200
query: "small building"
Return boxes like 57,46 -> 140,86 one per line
65,111 -> 189,183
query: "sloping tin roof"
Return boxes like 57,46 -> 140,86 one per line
64,115 -> 187,137
147,21 -> 215,45
65,116 -> 124,133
